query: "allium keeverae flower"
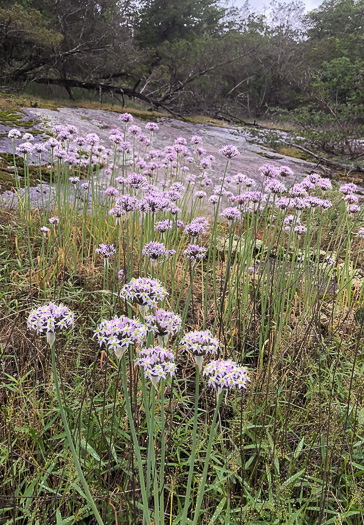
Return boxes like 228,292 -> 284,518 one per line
289,184 -> 308,198
94,316 -> 146,360
155,219 -> 174,234
8,129 -> 21,139
264,179 -> 286,194
40,226 -> 50,235
86,133 -> 100,146
180,330 -> 219,371
128,125 -> 142,136
96,244 -> 116,258
344,194 -> 359,204
120,277 -> 168,314
357,228 -> 364,239
69,177 -> 80,185
115,194 -> 140,214
316,178 -> 332,191
183,244 -> 207,264
195,190 -> 207,199
278,166 -> 294,177
259,164 -> 278,178
119,112 -> 134,123
49,217 -> 59,225
135,346 -> 177,388
27,303 -> 74,346
283,214 -> 300,227
104,186 -> 119,198
348,204 -> 360,214
203,359 -> 250,395
294,225 -> 307,235
191,135 -> 203,145
220,145 -> 239,159
145,122 -> 159,132
142,241 -> 175,265
184,216 -> 210,237
46,137 -> 59,149
340,183 -> 357,195
33,143 -> 47,154
220,207 -> 241,221
17,142 -> 33,155
126,173 -> 148,189
145,309 -> 182,345
209,195 -> 219,205
324,256 -> 336,265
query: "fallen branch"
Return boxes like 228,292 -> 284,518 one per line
33,77 -> 187,120
282,141 -> 364,174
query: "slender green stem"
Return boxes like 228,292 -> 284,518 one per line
50,342 -> 105,525
192,392 -> 223,525
120,359 -> 152,524
181,367 -> 200,524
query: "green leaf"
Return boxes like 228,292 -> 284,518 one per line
79,439 -> 101,462
282,469 -> 306,488
208,497 -> 226,524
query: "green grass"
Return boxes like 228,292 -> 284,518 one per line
1,124 -> 364,524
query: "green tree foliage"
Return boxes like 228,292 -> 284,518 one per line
135,0 -> 225,48
0,0 -> 363,132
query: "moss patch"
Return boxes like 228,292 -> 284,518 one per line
0,109 -> 42,133
0,153 -> 50,192
276,146 -> 312,161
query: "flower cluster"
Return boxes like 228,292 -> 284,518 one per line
94,316 -> 146,359
220,145 -> 239,159
184,217 -> 210,237
220,207 -> 241,221
96,244 -> 116,258
180,330 -> 219,370
183,244 -> 207,263
145,309 -> 182,342
203,359 -> 250,393
142,241 -> 175,263
120,277 -> 168,310
27,303 -> 74,344
259,164 -> 278,178
155,219 -> 174,234
135,346 -> 177,387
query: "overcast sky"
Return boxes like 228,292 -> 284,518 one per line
232,0 -> 323,12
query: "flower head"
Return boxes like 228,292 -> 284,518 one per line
8,129 -> 21,139
119,112 -> 134,123
145,309 -> 182,338
278,166 -> 294,177
183,244 -> 207,263
142,241 -> 175,263
181,330 -> 219,371
259,164 -> 278,178
203,359 -> 250,393
146,122 -> 159,132
120,277 -> 168,309
27,303 -> 74,343
96,244 -> 116,258
220,207 -> 241,221
220,145 -> 239,159
135,346 -> 177,387
94,316 -> 146,360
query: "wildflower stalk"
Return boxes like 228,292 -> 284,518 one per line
192,391 -> 223,525
159,379 -> 166,522
50,342 -> 105,525
181,367 -> 200,524
120,358 -> 152,525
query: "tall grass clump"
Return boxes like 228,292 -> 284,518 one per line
1,117 -> 364,524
